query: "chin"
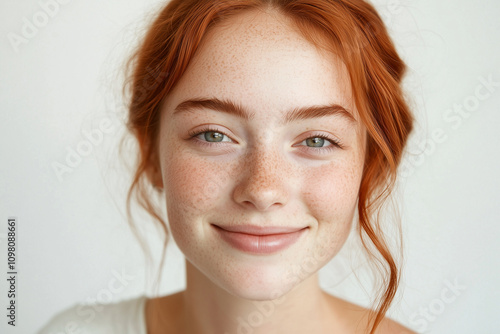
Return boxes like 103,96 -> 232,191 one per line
210,260 -> 304,302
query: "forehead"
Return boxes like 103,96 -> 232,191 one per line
164,8 -> 356,121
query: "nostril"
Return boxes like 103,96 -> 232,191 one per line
241,198 -> 283,212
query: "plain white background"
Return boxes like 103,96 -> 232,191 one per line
1,0 -> 499,333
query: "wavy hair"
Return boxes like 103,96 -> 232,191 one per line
123,0 -> 414,332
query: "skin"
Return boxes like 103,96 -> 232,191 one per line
147,7 -> 415,334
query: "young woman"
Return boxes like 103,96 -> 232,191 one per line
40,0 -> 415,333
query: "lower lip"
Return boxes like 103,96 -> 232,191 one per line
213,225 -> 307,255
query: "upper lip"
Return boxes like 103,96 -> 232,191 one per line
212,224 -> 307,235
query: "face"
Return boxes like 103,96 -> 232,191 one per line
157,9 -> 366,300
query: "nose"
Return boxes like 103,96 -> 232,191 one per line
232,146 -> 290,212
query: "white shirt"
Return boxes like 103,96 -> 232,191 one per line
38,296 -> 147,334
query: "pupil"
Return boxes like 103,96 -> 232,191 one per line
307,137 -> 324,147
205,131 -> 224,142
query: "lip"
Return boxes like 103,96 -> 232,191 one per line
212,224 -> 308,254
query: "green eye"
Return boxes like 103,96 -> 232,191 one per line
204,131 -> 225,142
305,137 -> 328,148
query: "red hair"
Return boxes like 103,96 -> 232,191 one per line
123,0 -> 414,332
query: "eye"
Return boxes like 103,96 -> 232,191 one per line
201,131 -> 228,142
188,127 -> 234,144
304,137 -> 331,148
296,134 -> 343,153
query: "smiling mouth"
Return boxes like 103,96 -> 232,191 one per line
212,224 -> 307,235
211,224 -> 308,254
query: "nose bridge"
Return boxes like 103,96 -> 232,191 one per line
247,144 -> 282,185
234,143 -> 290,211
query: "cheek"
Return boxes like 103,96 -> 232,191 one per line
160,152 -> 214,250
301,158 -> 363,254
160,147 -> 235,230
303,160 -> 362,220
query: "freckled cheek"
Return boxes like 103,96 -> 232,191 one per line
160,154 -> 219,249
161,151 -> 234,218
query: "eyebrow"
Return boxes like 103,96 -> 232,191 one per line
173,97 -> 356,124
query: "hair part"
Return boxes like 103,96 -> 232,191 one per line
123,1 -> 414,332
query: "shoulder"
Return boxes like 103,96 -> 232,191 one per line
38,296 -> 147,334
323,293 -> 416,334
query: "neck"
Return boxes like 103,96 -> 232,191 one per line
179,260 -> 335,334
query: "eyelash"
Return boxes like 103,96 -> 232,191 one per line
188,126 -> 343,152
